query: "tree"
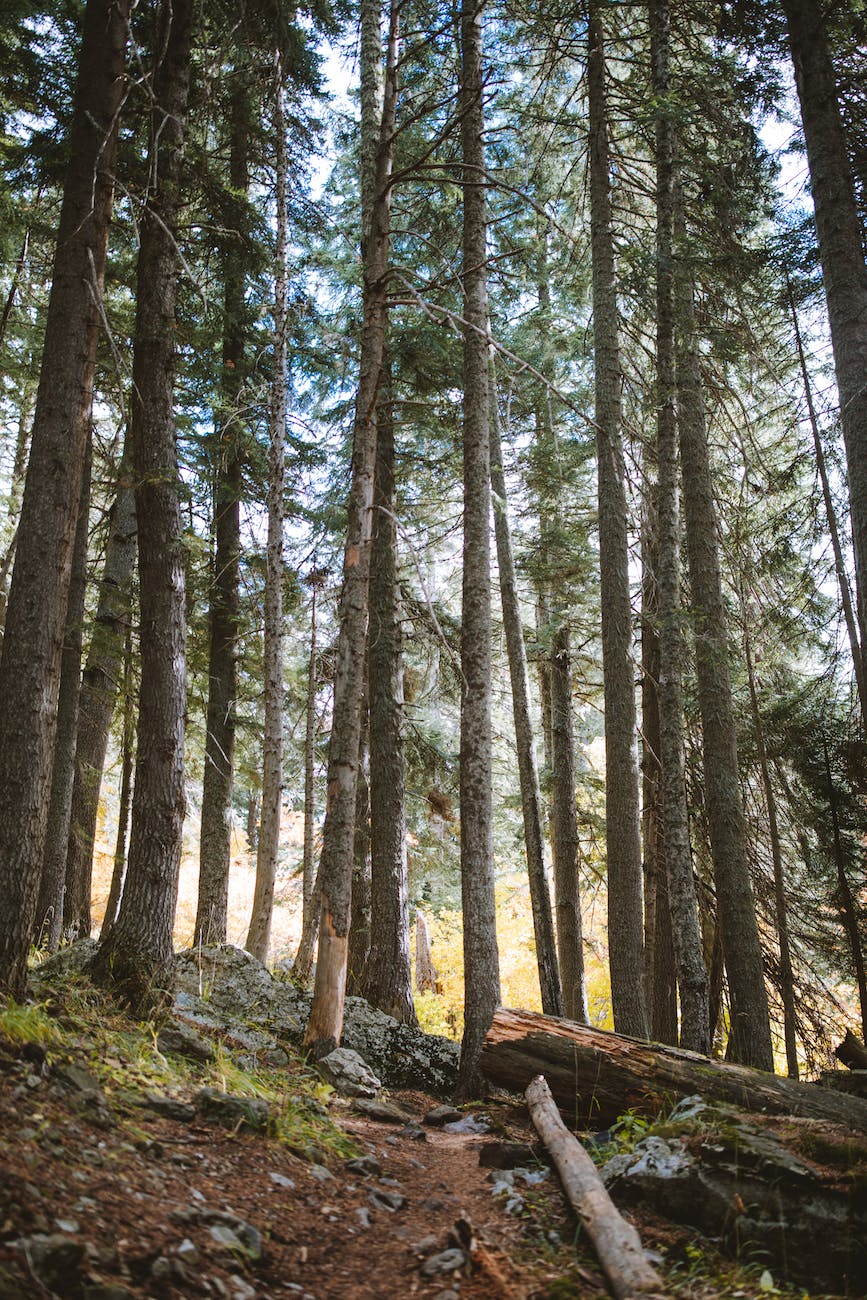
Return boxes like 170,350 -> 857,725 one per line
455,0 -> 501,1096
92,0 -> 194,1013
304,0 -> 399,1054
587,0 -> 648,1041
0,0 -> 130,997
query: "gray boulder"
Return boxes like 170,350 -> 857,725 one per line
318,1047 -> 382,1097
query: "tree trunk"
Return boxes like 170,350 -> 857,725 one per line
526,1075 -> 665,1300
0,384 -> 34,635
742,601 -> 798,1078
415,910 -> 438,994
36,432 -> 92,951
100,622 -> 135,938
196,81 -> 249,947
587,0 -> 648,1040
91,0 -> 193,1015
783,0 -> 867,656
347,701 -> 371,995
649,0 -> 709,1055
304,0 -> 398,1055
0,0 -> 129,998
365,355 -> 416,1023
550,623 -> 588,1024
675,238 -> 773,1072
824,741 -> 867,1044
640,490 -> 678,1045
245,61 -> 288,965
786,272 -> 867,725
64,475 -> 137,938
455,0 -> 501,1098
298,570 -> 322,966
490,359 -> 562,1018
481,1007 -> 867,1131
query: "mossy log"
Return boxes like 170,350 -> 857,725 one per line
481,1007 -> 867,1130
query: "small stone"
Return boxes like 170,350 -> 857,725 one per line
479,1141 -> 544,1169
402,1124 -> 427,1142
434,1292 -> 460,1300
55,1063 -> 100,1094
228,1276 -> 256,1300
443,1114 -> 490,1135
345,1155 -> 381,1177
158,1021 -> 216,1063
82,1286 -> 136,1300
177,1238 -> 199,1264
411,1235 -> 440,1254
355,1207 -> 373,1229
423,1104 -> 462,1127
318,1047 -> 382,1098
18,1234 -> 86,1288
269,1172 -> 295,1188
353,1097 -> 414,1124
309,1163 -> 335,1183
54,1218 -> 79,1234
150,1256 -> 173,1280
143,1092 -> 196,1122
420,1248 -> 466,1277
210,1224 -> 246,1253
368,1188 -> 407,1212
194,1087 -> 271,1132
202,1212 -> 263,1262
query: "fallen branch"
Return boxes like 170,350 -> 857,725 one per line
526,1075 -> 664,1300
482,1007 -> 867,1130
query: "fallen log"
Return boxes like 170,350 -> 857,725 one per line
835,1029 -> 867,1070
482,1007 -> 867,1130
526,1075 -> 665,1300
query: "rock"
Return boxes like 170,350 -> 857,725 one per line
318,1047 -> 381,1098
269,1172 -> 295,1189
209,1224 -> 257,1260
601,1098 -> 867,1293
157,1021 -> 215,1063
142,1092 -> 196,1122
17,1234 -> 86,1289
423,1104 -> 462,1127
194,1087 -> 271,1133
82,1285 -> 137,1300
368,1188 -> 407,1212
819,1069 -> 867,1098
176,1238 -> 199,1264
402,1124 -> 427,1142
433,1292 -> 460,1300
309,1164 -> 335,1183
345,1155 -> 381,1177
411,1235 -> 440,1253
54,1218 -> 79,1234
32,939 -> 99,982
228,1276 -> 256,1300
355,1207 -> 373,1229
353,1097 -> 414,1124
419,1248 -> 466,1277
55,1062 -> 101,1094
443,1114 -> 489,1135
479,1141 -> 546,1169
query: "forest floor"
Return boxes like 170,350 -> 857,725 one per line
0,980 -> 845,1300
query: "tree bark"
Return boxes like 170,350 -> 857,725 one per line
100,621 -> 135,938
64,474 -> 137,938
550,623 -> 588,1024
365,356 -> 416,1023
675,243 -> 773,1072
415,910 -> 438,994
245,61 -> 288,964
347,701 -> 371,995
36,432 -> 92,951
587,0 -> 648,1040
455,0 -> 501,1098
92,0 -> 193,1015
649,0 -> 709,1055
0,0 -> 129,998
824,740 -> 867,1044
526,1075 -> 665,1300
490,359 -> 562,1018
304,0 -> 398,1054
196,80 -> 249,947
482,1007 -> 867,1131
783,0 -> 867,656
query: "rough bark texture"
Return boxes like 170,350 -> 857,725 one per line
675,255 -> 773,1072
743,607 -> 798,1078
649,0 -> 709,1056
296,573 -> 322,980
305,0 -> 397,1054
587,2 -> 648,1040
415,910 -> 438,994
640,498 -> 677,1046
490,361 -> 562,1018
482,1007 -> 867,1131
365,357 -> 416,1024
0,0 -> 129,998
36,434 -> 92,951
347,707 -> 371,995
549,624 -> 588,1024
197,82 -> 248,948
100,622 -> 135,938
91,0 -> 193,1014
526,1076 -> 665,1299
245,64 -> 287,964
825,741 -> 867,1044
456,0 -> 501,1098
783,0 -> 867,654
64,476 -> 137,938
